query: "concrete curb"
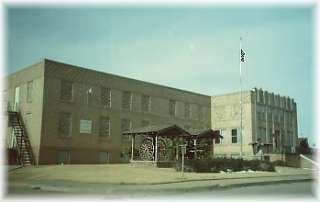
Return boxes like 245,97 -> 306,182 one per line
25,175 -> 313,195
8,166 -> 24,172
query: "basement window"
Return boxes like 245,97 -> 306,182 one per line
99,151 -> 110,164
57,150 -> 70,164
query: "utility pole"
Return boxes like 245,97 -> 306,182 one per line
239,37 -> 244,159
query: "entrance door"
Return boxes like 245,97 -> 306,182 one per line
14,87 -> 20,111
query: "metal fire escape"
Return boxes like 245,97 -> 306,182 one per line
7,111 -> 35,166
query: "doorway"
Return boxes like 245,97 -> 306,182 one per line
14,86 -> 20,111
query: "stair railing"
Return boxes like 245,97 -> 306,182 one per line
16,112 -> 35,165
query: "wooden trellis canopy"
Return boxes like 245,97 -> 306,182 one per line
189,129 -> 223,140
122,124 -> 191,138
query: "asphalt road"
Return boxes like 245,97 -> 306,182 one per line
166,181 -> 316,199
6,180 -> 316,199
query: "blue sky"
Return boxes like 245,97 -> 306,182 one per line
5,5 -> 315,145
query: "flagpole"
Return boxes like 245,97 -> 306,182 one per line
240,37 -> 243,159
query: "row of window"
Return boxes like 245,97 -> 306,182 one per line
255,89 -> 294,109
59,112 -> 111,137
59,112 -> 150,141
257,111 -> 294,126
256,127 -> 294,146
57,150 -> 109,164
214,129 -> 239,144
60,80 -> 204,119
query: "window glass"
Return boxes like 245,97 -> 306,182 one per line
141,120 -> 149,127
99,117 -> 110,137
26,80 -> 33,103
141,94 -> 151,112
60,80 -> 73,101
169,100 -> 176,116
86,87 -> 93,106
80,119 -> 92,134
57,151 -> 70,164
59,112 -> 72,136
99,151 -> 109,163
122,91 -> 132,110
184,103 -> 190,119
121,119 -> 132,141
101,87 -> 111,108
231,129 -> 238,143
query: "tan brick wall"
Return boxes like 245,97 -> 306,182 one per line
39,59 -> 211,164
211,91 -> 254,157
6,61 -> 45,164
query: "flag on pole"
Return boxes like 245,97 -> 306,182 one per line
241,48 -> 246,63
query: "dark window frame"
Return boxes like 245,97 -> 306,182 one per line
231,129 -> 238,144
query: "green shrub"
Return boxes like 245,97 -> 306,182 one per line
272,160 -> 286,167
174,158 -> 275,173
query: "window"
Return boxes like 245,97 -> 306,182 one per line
231,129 -> 238,143
184,103 -> 190,119
80,119 -> 92,134
99,116 -> 110,137
24,113 -> 32,133
101,87 -> 111,108
86,87 -> 93,106
215,137 -> 221,144
258,127 -> 266,142
215,129 -> 224,144
122,91 -> 132,110
60,80 -> 73,101
58,112 -> 72,137
141,94 -> 151,112
99,151 -> 109,164
26,80 -> 33,103
121,119 -> 132,141
198,105 -> 203,120
184,125 -> 190,132
169,100 -> 176,116
57,151 -> 70,164
121,119 -> 132,132
141,120 -> 149,127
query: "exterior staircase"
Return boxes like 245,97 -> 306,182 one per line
8,111 -> 35,166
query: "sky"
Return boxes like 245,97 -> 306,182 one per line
5,5 -> 315,145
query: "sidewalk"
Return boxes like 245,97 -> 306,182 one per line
7,165 -> 315,196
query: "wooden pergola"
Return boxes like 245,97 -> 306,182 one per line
186,129 -> 223,159
123,124 -> 190,162
123,125 -> 222,162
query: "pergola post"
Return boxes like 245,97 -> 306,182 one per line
131,134 -> 135,161
155,135 -> 158,163
193,139 -> 197,159
212,138 -> 215,157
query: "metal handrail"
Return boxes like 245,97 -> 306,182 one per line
16,112 -> 35,165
